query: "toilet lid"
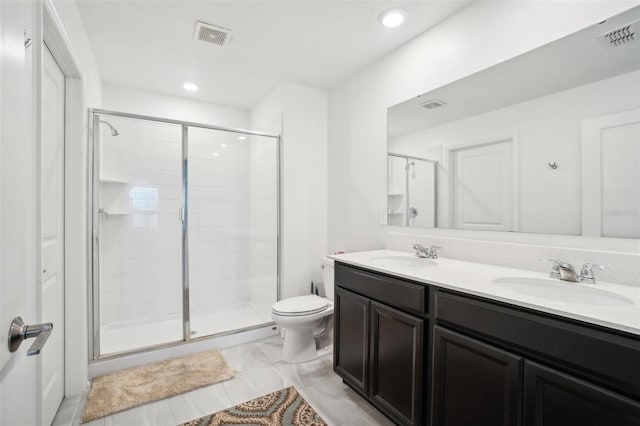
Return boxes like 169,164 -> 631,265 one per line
272,295 -> 329,316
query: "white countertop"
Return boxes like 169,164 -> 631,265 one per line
328,249 -> 640,336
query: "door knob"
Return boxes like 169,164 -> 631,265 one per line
8,316 -> 53,356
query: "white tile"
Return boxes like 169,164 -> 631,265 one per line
104,403 -> 156,426
343,409 -> 396,426
154,394 -> 202,426
184,383 -> 232,417
223,365 -> 289,404
297,376 -> 377,426
274,354 -> 335,389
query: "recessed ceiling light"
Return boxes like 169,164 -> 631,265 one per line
379,8 -> 407,28
183,82 -> 199,92
213,152 -> 219,157
220,144 -> 227,148
237,136 -> 247,140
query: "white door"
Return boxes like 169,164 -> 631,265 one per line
582,109 -> 640,238
450,139 -> 514,231
40,44 -> 66,425
0,1 -> 39,425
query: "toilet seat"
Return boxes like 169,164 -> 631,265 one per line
272,295 -> 329,317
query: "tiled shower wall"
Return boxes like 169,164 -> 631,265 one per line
248,136 -> 279,318
188,128 -> 251,314
99,117 -> 277,328
99,117 -> 183,326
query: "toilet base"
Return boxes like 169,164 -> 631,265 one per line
281,328 -> 318,363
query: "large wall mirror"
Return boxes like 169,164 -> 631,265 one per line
387,6 -> 640,238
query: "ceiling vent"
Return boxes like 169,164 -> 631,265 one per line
420,99 -> 446,110
602,20 -> 637,46
194,21 -> 232,47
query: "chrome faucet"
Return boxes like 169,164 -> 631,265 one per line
578,262 -> 609,284
541,259 -> 608,284
559,262 -> 579,282
413,244 -> 441,259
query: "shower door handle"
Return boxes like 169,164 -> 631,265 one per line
179,207 -> 185,223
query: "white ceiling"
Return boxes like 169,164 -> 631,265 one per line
76,0 -> 472,109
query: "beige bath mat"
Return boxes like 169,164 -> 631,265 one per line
179,386 -> 327,426
81,349 -> 234,423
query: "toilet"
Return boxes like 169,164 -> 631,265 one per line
271,257 -> 335,363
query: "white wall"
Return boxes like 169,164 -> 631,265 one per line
50,0 -> 103,106
327,1 -> 640,283
102,84 -> 249,128
390,71 -> 640,235
251,82 -> 328,299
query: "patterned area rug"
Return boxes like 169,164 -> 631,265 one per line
81,349 -> 234,423
180,386 -> 327,426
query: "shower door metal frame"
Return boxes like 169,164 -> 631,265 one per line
88,108 -> 281,361
387,152 -> 438,227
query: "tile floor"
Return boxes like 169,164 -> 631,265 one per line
52,336 -> 393,426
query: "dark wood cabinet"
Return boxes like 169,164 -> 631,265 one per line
334,262 -> 640,426
523,361 -> 640,426
334,264 -> 427,425
334,286 -> 370,394
432,326 -> 522,426
370,302 -> 424,425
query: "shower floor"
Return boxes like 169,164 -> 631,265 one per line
100,303 -> 272,356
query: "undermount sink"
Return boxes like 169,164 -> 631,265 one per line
369,255 -> 437,268
492,277 -> 634,306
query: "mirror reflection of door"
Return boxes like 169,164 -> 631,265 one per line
450,138 -> 514,231
582,109 -> 640,238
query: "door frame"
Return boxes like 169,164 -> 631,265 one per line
441,133 -> 519,231
37,0 -> 89,401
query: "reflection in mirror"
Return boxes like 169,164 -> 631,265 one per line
387,154 -> 436,227
387,6 -> 640,238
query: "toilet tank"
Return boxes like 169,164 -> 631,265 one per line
321,257 -> 335,301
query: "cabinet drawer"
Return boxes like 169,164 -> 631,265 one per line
335,263 -> 427,316
435,291 -> 640,400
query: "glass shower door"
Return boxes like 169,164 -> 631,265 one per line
95,114 -> 184,356
187,126 -> 278,338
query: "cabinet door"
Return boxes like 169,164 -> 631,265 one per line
524,361 -> 640,426
370,302 -> 424,426
334,286 -> 370,394
432,326 -> 522,426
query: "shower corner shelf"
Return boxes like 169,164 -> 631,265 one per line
388,193 -> 404,197
100,177 -> 128,184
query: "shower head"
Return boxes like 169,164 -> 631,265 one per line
99,120 -> 120,136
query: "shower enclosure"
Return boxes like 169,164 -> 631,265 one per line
387,153 -> 437,227
89,110 -> 280,359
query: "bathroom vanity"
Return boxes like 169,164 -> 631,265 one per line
331,250 -> 640,426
